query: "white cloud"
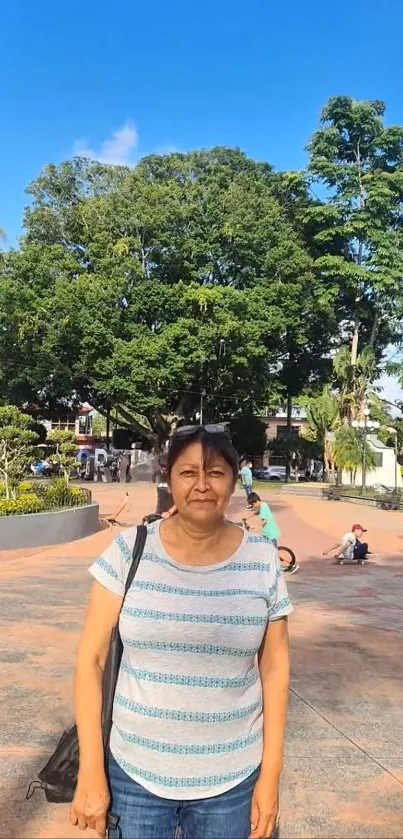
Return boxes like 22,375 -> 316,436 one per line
73,120 -> 139,166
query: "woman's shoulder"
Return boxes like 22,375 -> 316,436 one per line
232,530 -> 278,570
113,520 -> 159,554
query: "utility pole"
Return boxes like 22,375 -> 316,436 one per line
106,402 -> 111,452
285,390 -> 292,483
362,422 -> 367,492
200,390 -> 206,425
352,407 -> 379,493
387,427 -> 398,492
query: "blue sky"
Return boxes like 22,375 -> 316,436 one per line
1,0 -> 403,402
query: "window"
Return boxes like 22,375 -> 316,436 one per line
374,452 -> 383,468
78,415 -> 91,435
276,425 -> 300,439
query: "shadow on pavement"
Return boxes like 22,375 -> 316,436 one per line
281,544 -> 403,838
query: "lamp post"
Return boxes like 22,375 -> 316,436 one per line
352,409 -> 380,493
387,427 -> 398,492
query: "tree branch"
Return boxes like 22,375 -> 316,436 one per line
117,406 -> 157,444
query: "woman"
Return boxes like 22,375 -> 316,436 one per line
71,425 -> 292,839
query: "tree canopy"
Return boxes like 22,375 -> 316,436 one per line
2,97 -> 403,448
0,147 -> 340,445
307,96 -> 403,365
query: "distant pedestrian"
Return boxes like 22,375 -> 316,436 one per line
153,455 -> 176,518
240,460 -> 253,509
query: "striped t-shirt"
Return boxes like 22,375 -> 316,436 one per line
89,520 -> 292,800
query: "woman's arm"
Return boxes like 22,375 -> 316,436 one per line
249,617 -> 290,839
70,581 -> 122,837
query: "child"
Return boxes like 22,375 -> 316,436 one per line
323,523 -> 369,564
247,492 -> 299,574
247,492 -> 280,545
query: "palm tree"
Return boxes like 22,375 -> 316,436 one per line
333,345 -> 377,423
332,426 -> 376,486
306,387 -> 339,481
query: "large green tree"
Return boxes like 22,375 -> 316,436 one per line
0,148 -> 340,445
307,96 -> 403,369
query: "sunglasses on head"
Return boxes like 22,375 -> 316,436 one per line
173,424 -> 228,438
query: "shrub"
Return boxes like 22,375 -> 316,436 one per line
47,431 -> 77,481
0,406 -> 39,499
67,486 -> 88,505
0,475 -> 90,516
18,480 -> 35,493
43,477 -> 88,508
44,477 -> 73,506
0,494 -> 46,517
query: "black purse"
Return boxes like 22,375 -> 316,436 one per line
27,524 -> 147,807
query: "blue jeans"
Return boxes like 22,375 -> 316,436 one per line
243,484 -> 252,501
108,753 -> 260,839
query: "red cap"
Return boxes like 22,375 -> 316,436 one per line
352,523 -> 367,532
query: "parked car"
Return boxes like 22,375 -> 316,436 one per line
253,466 -> 298,482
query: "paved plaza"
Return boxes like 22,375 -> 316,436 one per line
0,484 -> 402,838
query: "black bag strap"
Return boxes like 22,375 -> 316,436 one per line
123,524 -> 147,599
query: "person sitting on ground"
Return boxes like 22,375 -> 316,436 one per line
323,523 -> 369,563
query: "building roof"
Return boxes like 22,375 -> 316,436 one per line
367,434 -> 391,451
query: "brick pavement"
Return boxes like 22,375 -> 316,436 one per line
0,484 -> 402,838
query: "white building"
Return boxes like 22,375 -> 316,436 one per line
342,435 -> 402,489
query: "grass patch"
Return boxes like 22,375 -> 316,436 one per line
238,480 -> 300,494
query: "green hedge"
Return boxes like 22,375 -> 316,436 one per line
0,478 -> 90,517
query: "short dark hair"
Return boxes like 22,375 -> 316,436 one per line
247,492 -> 261,505
167,427 -> 239,485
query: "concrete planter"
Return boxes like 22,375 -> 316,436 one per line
0,502 -> 100,550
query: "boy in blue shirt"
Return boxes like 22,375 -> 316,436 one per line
247,491 -> 280,545
247,491 -> 300,574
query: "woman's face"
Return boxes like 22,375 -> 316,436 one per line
169,440 -> 234,525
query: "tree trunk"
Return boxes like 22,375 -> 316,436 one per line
350,308 -> 360,367
106,403 -> 111,452
323,434 -> 329,482
285,390 -> 292,482
324,433 -> 335,483
369,310 -> 378,348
